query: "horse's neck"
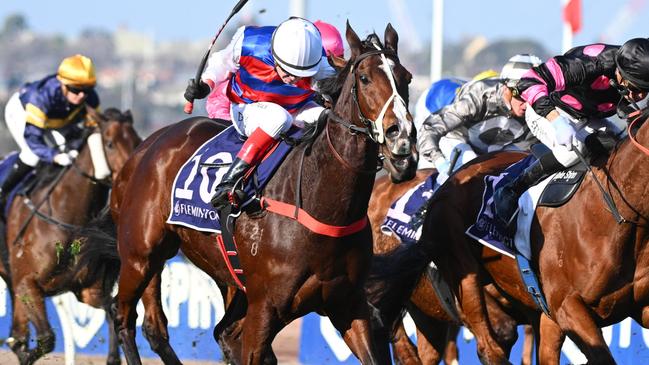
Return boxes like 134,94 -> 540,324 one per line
42,146 -> 105,222
607,124 -> 649,221
300,109 -> 377,221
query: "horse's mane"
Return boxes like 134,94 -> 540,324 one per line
31,163 -> 65,193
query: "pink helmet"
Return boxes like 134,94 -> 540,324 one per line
314,20 -> 344,58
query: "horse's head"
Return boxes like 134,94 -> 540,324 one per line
341,22 -> 418,183
87,108 -> 141,181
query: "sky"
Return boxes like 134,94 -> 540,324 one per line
0,0 -> 647,55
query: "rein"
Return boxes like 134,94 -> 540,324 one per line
576,109 -> 649,226
627,109 -> 649,156
10,165 -> 72,247
12,152 -> 113,246
71,163 -> 112,187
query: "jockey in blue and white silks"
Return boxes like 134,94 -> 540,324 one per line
183,17 -> 336,210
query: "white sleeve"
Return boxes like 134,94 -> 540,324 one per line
201,26 -> 245,86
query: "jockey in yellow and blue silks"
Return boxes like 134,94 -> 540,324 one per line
0,54 -> 99,208
184,17 -> 336,210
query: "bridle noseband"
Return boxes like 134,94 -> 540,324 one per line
349,45 -> 404,144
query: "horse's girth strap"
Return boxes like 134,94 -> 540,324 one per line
260,197 -> 368,237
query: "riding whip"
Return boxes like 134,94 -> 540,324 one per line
184,0 -> 249,114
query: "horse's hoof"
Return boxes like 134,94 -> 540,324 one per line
106,355 -> 122,365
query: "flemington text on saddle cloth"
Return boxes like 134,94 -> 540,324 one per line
166,125 -> 300,233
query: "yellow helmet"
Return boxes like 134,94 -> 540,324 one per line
57,54 -> 96,87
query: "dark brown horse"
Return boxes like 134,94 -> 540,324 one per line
368,170 -> 533,365
112,22 -> 417,365
371,112 -> 649,364
0,108 -> 140,365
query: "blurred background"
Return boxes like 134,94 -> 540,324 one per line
0,0 -> 645,151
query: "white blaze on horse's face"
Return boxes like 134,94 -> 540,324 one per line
370,45 -> 412,144
88,132 -> 111,179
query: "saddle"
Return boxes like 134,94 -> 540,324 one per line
534,130 -> 618,208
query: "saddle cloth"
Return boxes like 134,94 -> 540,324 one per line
0,152 -> 36,217
466,153 -> 591,259
166,125 -> 301,233
381,173 -> 440,245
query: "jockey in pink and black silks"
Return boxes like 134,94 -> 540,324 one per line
184,17 -> 336,210
493,38 -> 649,226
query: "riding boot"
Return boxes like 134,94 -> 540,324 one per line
0,159 -> 32,215
493,154 -> 562,226
210,127 -> 277,210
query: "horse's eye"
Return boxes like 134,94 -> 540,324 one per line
359,75 -> 369,84
106,141 -> 114,149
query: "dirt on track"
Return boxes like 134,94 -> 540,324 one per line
0,318 -> 302,365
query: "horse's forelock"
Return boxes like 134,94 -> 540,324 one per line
363,33 -> 383,50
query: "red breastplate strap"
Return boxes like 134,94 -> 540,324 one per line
259,197 -> 368,237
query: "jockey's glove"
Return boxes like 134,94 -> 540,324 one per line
53,153 -> 74,166
418,114 -> 447,162
184,79 -> 211,102
552,115 -> 577,148
67,150 -> 79,159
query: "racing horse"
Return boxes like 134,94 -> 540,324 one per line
368,170 -> 533,365
0,108 -> 140,365
369,110 -> 649,364
112,22 -> 417,365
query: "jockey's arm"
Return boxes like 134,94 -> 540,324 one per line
23,124 -> 58,163
517,47 -> 597,120
201,26 -> 244,90
431,80 -> 486,136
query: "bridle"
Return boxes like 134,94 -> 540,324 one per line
349,44 -> 405,144
323,42 -> 408,173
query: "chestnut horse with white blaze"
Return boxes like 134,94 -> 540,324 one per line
112,22 -> 417,365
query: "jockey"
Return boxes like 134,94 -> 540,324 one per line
417,54 -> 542,172
0,54 -> 99,208
205,19 -> 344,120
494,38 -> 649,225
313,20 -> 345,58
184,17 -> 336,210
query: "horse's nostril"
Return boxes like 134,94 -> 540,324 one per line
386,125 -> 400,138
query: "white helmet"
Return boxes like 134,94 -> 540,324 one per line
500,54 -> 543,87
272,18 -> 323,78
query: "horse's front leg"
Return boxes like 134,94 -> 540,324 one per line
537,314 -> 564,365
327,287 -> 391,365
553,295 -> 613,364
115,221 -> 176,365
11,280 -> 54,365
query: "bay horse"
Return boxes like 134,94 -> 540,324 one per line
368,170 -> 533,365
370,110 -> 649,364
0,108 -> 140,365
112,22 -> 417,365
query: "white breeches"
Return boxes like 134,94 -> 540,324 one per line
230,101 -> 324,138
525,107 -> 621,167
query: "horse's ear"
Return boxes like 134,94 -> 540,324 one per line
85,107 -> 103,129
384,23 -> 398,53
329,55 -> 347,70
346,20 -> 362,60
124,109 -> 134,124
